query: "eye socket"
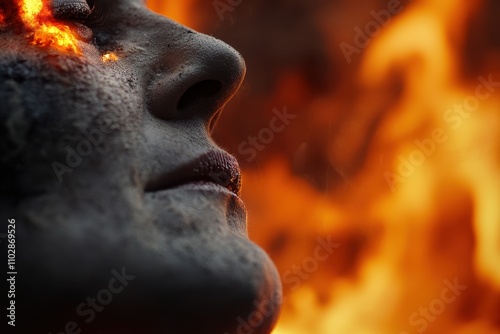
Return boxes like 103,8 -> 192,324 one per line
51,0 -> 93,21
52,0 -> 108,30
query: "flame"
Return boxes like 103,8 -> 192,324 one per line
19,0 -> 80,54
101,52 -> 119,63
147,0 -> 500,333
264,0 -> 500,332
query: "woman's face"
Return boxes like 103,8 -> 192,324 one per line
0,0 -> 281,333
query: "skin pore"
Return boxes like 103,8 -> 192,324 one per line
0,0 -> 282,333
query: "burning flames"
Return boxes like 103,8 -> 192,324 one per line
149,1 -> 499,333
19,0 -> 80,53
101,52 -> 119,63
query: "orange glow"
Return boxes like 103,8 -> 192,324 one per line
19,0 -> 80,54
101,52 -> 119,63
146,0 -> 197,27
148,0 -> 500,333
0,11 -> 5,25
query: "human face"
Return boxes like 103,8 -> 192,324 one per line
0,0 -> 281,333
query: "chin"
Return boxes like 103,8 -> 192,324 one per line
12,183 -> 282,334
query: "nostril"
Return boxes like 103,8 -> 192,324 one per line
177,80 -> 223,111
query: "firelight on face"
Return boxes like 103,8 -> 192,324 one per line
102,52 -> 119,63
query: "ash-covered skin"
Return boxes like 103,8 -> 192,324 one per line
0,1 -> 282,333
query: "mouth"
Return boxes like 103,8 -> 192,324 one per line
145,150 -> 242,195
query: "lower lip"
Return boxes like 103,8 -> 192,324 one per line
153,181 -> 245,209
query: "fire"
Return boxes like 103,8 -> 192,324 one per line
257,0 -> 500,332
19,0 -> 80,54
0,11 -> 5,25
146,0 -> 500,333
101,52 -> 119,63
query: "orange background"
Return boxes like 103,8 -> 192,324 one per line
147,1 -> 500,333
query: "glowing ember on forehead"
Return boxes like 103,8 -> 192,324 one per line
19,0 -> 80,54
102,52 -> 119,63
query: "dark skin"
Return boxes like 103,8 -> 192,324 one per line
0,0 -> 282,333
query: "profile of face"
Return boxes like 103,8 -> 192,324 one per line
0,0 -> 281,333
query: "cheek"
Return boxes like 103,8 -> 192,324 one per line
18,57 -> 141,126
0,57 -> 144,176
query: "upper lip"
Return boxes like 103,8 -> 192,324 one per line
145,150 -> 242,195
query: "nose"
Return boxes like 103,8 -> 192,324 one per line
147,26 -> 246,125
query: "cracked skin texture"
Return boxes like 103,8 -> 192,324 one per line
0,0 -> 282,333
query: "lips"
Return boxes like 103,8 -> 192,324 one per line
145,150 -> 242,195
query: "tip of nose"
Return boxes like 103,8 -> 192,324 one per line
147,34 -> 246,123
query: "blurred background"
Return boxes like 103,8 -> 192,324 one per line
147,1 -> 500,333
